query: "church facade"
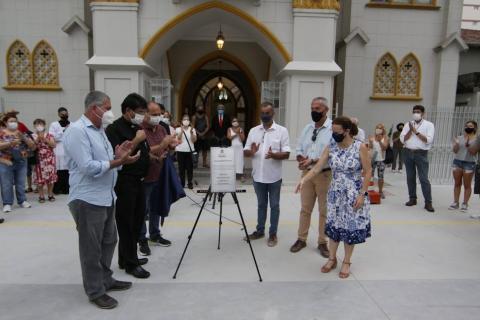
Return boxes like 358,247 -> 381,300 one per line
0,0 -> 466,179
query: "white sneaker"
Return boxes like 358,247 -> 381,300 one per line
3,205 -> 12,213
20,201 -> 31,208
460,203 -> 468,213
448,202 -> 459,210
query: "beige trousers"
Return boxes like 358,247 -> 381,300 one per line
298,170 -> 332,245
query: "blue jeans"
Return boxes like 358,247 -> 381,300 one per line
253,179 -> 282,236
0,160 -> 27,205
140,181 -> 161,241
403,149 -> 432,203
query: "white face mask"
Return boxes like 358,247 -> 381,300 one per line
412,113 -> 422,121
102,110 -> 115,128
232,121 -> 239,127
375,129 -> 383,135
36,125 -> 45,132
182,120 -> 190,127
149,116 -> 161,126
7,122 -> 18,131
131,113 -> 145,125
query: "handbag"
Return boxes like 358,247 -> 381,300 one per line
182,128 -> 199,169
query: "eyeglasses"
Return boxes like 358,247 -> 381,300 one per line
312,128 -> 319,142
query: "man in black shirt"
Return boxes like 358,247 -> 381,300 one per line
106,93 -> 150,279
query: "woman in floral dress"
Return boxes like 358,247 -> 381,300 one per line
32,119 -> 57,203
296,116 -> 372,279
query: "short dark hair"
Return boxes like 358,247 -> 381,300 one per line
33,118 -> 46,126
58,107 -> 68,113
2,112 -> 17,123
121,93 -> 148,114
332,116 -> 359,137
396,122 -> 404,131
412,105 -> 425,113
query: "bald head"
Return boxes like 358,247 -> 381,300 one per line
148,101 -> 162,116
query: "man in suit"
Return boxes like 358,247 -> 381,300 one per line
211,104 -> 231,147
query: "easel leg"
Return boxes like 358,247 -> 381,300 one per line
217,193 -> 223,250
231,192 -> 263,282
173,187 -> 211,279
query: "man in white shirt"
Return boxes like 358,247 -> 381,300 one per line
351,117 -> 366,143
400,105 -> 435,212
244,102 -> 290,247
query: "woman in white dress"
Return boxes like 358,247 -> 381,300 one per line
227,117 -> 246,182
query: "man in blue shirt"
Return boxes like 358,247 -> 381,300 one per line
64,91 -> 140,309
290,97 -> 332,258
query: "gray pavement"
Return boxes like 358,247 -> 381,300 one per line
1,170 -> 480,320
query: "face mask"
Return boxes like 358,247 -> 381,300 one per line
218,109 -> 224,115
232,121 -> 239,127
7,122 -> 18,130
197,109 -> 204,114
182,120 -> 190,127
375,129 -> 383,135
398,126 -> 404,131
311,111 -> 323,123
131,112 -> 145,125
332,132 -> 345,143
101,110 -> 115,128
149,116 -> 161,126
36,126 -> 45,132
60,114 -> 68,120
412,113 -> 422,121
261,114 -> 272,124
465,127 -> 475,134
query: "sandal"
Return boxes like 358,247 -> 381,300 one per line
38,197 -> 45,203
339,261 -> 352,279
48,196 -> 56,202
321,258 -> 337,273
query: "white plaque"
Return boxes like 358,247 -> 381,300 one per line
210,147 -> 236,193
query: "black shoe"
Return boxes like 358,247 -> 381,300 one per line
424,203 -> 435,212
139,240 -> 151,256
0,218 -> 4,224
119,258 -> 147,270
405,199 -> 417,206
126,266 -> 150,279
149,235 -> 172,247
107,280 -> 132,292
188,183 -> 194,189
90,294 -> 118,309
243,231 -> 265,241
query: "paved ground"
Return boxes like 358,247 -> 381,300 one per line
1,170 -> 480,320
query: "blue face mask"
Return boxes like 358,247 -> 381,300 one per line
261,114 -> 272,124
332,132 -> 345,143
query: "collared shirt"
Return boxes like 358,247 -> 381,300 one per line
400,119 -> 435,150
106,117 -> 150,177
64,115 -> 117,206
296,119 -> 332,167
144,125 -> 167,183
244,121 -> 291,184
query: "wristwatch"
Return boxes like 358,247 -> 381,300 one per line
415,132 -> 420,135
363,191 -> 369,197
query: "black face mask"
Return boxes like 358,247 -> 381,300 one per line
332,132 -> 345,143
465,127 -> 475,134
197,110 -> 204,114
261,114 -> 272,124
397,126 -> 404,131
311,111 -> 323,122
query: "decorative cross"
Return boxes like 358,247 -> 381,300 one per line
382,61 -> 390,69
15,50 -> 24,58
40,50 -> 49,58
405,62 -> 413,69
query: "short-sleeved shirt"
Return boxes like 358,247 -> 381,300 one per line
454,135 -> 477,163
296,119 -> 332,168
244,122 -> 290,184
144,125 -> 167,183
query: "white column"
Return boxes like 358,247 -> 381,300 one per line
279,8 -> 341,182
87,1 -> 156,116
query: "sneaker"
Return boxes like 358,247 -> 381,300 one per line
3,205 -> 12,213
460,203 -> 468,213
380,192 -> 385,199
267,234 -> 278,247
448,202 -> 459,210
149,235 -> 172,247
243,231 -> 265,241
20,201 -> 31,208
290,239 -> 307,253
139,240 -> 151,256
398,170 -> 403,174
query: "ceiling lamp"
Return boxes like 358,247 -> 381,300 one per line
216,26 -> 225,50
217,76 -> 224,89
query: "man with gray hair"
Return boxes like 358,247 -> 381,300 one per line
290,97 -> 332,257
351,117 -> 366,143
64,91 -> 140,309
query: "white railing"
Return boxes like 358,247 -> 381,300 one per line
428,106 -> 480,184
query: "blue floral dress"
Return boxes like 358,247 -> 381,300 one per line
325,140 -> 371,244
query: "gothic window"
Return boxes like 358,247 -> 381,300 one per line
373,53 -> 397,97
397,53 -> 420,97
6,40 -> 33,86
32,40 -> 59,86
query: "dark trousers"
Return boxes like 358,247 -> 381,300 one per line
140,181 -> 161,241
69,200 -> 117,300
177,151 -> 193,187
114,175 -> 146,270
53,170 -> 69,194
403,149 -> 432,203
392,147 -> 403,171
